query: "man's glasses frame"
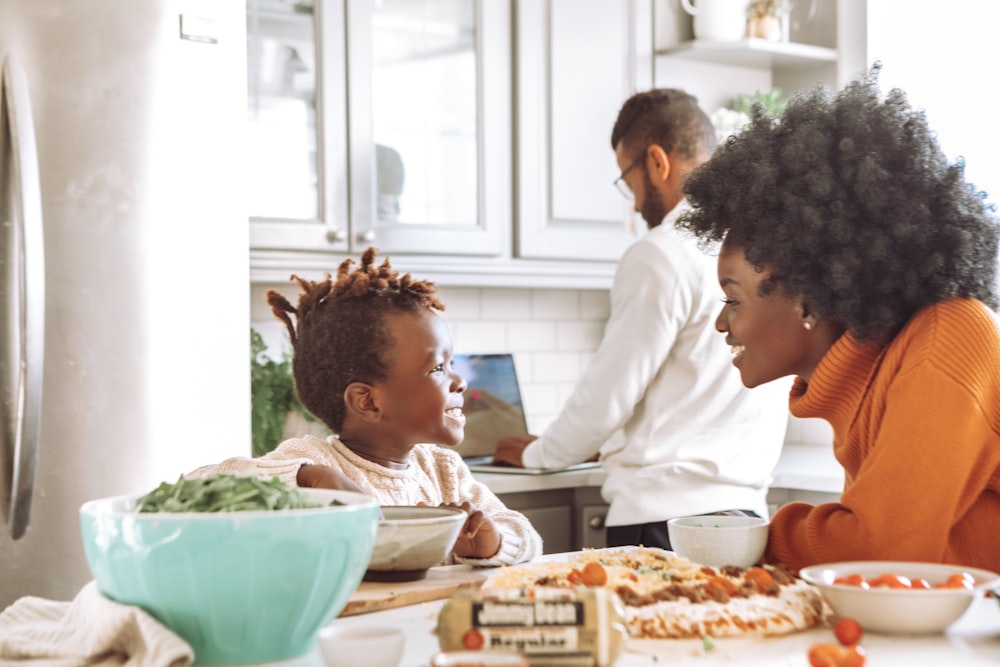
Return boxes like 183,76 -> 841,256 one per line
613,151 -> 646,200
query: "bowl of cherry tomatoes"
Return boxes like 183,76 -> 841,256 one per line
799,561 -> 1000,635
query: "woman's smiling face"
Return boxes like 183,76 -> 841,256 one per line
715,242 -> 825,387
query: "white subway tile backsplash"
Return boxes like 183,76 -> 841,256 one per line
437,287 -> 481,319
531,289 -> 579,319
555,321 -> 605,351
481,288 -> 533,320
451,320 -> 508,353
508,321 -> 557,351
520,382 -> 561,416
532,352 -> 583,382
579,290 -> 611,320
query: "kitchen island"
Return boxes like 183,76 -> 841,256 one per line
309,562 -> 1000,667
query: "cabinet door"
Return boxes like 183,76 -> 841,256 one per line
249,0 -> 510,257
248,0 -> 351,252
516,0 -> 653,261
345,0 -> 510,256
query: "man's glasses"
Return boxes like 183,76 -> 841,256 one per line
613,152 -> 646,200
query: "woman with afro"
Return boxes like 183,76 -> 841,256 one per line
190,248 -> 542,567
678,67 -> 1000,573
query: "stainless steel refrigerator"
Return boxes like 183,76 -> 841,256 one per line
1,0 -> 252,607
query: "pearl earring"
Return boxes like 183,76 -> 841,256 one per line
803,322 -> 813,331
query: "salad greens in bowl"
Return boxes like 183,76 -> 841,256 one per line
80,474 -> 379,665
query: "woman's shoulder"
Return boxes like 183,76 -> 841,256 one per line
898,299 -> 1000,372
910,298 -> 999,343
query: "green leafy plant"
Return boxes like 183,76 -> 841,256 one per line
250,328 -> 317,456
732,88 -> 790,118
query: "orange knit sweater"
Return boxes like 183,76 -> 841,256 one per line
765,298 -> 1000,572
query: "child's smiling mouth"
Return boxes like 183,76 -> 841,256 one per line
445,406 -> 465,425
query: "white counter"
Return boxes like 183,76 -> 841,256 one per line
313,571 -> 1000,667
473,444 -> 844,496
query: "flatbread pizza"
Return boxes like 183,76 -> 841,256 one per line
483,547 -> 826,640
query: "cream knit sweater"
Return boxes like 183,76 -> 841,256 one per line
187,435 -> 542,567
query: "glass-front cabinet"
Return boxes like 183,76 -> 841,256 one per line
247,0 -> 509,257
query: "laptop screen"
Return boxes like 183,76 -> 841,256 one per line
451,353 -> 530,458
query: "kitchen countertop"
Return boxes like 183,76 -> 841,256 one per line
286,562 -> 1000,667
472,444 -> 845,496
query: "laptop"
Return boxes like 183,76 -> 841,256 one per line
452,353 -> 600,475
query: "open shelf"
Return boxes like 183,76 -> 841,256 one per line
656,38 -> 837,68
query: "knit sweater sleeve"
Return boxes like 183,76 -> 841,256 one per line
185,436 -> 326,487
415,446 -> 543,566
766,301 -> 1000,571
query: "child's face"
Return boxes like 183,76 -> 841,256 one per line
373,309 -> 467,448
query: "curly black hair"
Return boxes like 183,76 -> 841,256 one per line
678,66 -> 999,342
610,88 -> 717,159
266,247 -> 444,433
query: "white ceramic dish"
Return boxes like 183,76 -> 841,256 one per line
666,515 -> 769,568
366,505 -> 467,581
317,625 -> 405,667
799,560 -> 1000,635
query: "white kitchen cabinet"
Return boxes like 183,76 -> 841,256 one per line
652,0 -> 862,119
249,0 -> 659,287
248,0 -> 510,259
515,0 -> 654,261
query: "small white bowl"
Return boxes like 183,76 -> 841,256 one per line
317,625 -> 405,667
366,505 -> 467,581
666,515 -> 769,568
799,561 -> 1000,635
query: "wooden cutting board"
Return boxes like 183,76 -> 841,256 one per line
340,567 -> 488,617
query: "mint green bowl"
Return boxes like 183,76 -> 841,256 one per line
80,488 -> 379,665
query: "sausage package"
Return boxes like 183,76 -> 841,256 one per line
436,586 -> 627,667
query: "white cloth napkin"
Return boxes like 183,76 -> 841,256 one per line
0,582 -> 193,667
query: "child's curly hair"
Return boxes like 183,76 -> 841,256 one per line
678,65 -> 999,342
267,247 -> 444,433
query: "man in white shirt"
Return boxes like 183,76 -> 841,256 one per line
492,89 -> 790,549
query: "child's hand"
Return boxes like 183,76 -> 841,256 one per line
440,501 -> 501,560
297,464 -> 364,493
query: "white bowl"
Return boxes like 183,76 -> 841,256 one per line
317,625 -> 405,667
366,505 -> 467,581
666,515 -> 769,568
799,561 -> 1000,635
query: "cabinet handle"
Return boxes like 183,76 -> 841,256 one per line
356,230 -> 376,244
588,514 -> 605,530
325,229 -> 346,243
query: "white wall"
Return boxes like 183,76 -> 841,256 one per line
866,0 -> 1000,206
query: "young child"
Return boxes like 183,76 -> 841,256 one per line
190,248 -> 542,566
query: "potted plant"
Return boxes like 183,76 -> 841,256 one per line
250,328 -> 327,456
746,0 -> 792,41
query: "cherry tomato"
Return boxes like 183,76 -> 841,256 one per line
807,642 -> 844,667
833,574 -> 866,587
911,577 -> 932,589
833,617 -> 863,647
868,573 -> 911,589
840,644 -> 867,667
745,566 -> 775,592
462,628 -> 484,650
581,561 -> 608,587
566,568 -> 584,585
942,572 -> 976,589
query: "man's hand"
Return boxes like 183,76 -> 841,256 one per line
297,464 -> 365,493
491,435 -> 537,467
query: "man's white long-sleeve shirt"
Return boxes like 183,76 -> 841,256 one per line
520,203 -> 790,526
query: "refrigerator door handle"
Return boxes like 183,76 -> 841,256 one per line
0,54 -> 46,540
